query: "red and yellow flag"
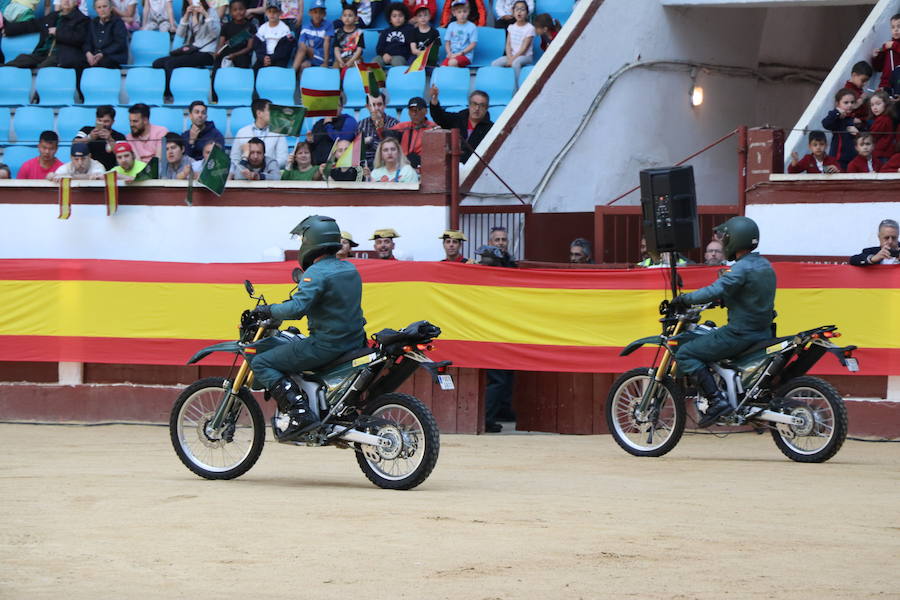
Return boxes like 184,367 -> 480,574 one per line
104,170 -> 118,216
406,42 -> 438,73
301,87 -> 341,117
58,178 -> 72,220
356,61 -> 386,94
332,133 -> 364,168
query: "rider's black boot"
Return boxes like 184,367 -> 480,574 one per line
269,377 -> 318,437
694,368 -> 731,428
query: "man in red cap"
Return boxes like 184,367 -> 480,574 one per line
111,141 -> 147,181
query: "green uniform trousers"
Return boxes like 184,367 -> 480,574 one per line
250,337 -> 349,389
675,326 -> 771,375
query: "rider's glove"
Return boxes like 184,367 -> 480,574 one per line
250,305 -> 272,321
669,295 -> 689,311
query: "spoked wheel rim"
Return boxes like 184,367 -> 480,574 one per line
610,375 -> 679,452
363,404 -> 426,481
176,387 -> 257,473
776,387 -> 837,455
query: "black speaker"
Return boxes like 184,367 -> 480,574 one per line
639,165 -> 699,253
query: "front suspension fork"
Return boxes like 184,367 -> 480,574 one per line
208,325 -> 266,432
637,321 -> 683,413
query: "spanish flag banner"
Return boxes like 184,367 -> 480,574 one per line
58,178 -> 72,220
356,62 -> 386,94
0,259 -> 897,375
333,133 -> 364,168
104,170 -> 118,216
301,87 -> 341,117
406,42 -> 438,73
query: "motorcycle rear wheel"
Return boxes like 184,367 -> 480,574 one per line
770,376 -> 847,463
355,393 -> 440,490
170,377 -> 265,480
606,368 -> 686,457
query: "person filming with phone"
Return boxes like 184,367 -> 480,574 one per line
849,219 -> 900,266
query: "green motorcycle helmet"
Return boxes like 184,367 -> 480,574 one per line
291,215 -> 342,269
715,216 -> 760,261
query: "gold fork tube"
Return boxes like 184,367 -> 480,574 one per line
231,325 -> 266,394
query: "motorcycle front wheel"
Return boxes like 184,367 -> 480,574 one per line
170,377 -> 266,480
606,368 -> 686,457
770,376 -> 847,463
355,393 -> 440,490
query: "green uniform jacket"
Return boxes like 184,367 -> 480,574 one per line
269,256 -> 366,347
681,252 -> 776,333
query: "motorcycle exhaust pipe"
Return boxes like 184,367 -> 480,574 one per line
744,407 -> 804,426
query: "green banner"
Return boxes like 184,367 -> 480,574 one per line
269,105 -> 307,137
198,145 -> 230,196
133,157 -> 158,182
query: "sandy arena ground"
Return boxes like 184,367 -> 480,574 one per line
1,423 -> 899,599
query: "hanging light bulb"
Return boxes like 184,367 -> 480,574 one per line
691,85 -> 704,107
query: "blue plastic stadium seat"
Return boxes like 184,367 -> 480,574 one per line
113,105 -> 130,133
369,7 -> 388,29
0,67 -> 33,106
206,107 -> 227,135
0,32 -> 40,62
3,146 -> 37,177
343,70 -> 367,109
56,143 -> 71,163
229,106 -> 254,138
518,64 -> 534,86
531,36 -> 543,63
324,0 -> 343,21
81,68 -> 122,105
470,27 -> 505,67
385,69 -> 425,107
129,31 -> 170,67
170,67 -> 211,105
535,0 -> 574,24
489,104 -> 506,120
13,106 -> 55,144
474,65 -> 515,105
34,67 -> 78,105
362,29 -> 380,61
125,68 -> 166,105
431,67 -> 470,107
0,107 -> 9,143
255,67 -> 296,106
57,106 -> 96,142
300,66 -> 340,92
151,107 -> 185,134
213,68 -> 254,106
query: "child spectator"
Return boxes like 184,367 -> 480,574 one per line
293,0 -> 332,72
882,152 -> 900,172
374,2 -> 412,67
441,0 -> 476,67
109,0 -> 139,30
370,136 -> 418,182
532,12 -> 559,51
439,0 -> 484,27
403,0 -> 433,23
492,0 -> 530,29
215,0 -> 256,68
491,0 -> 533,79
279,0 -> 301,30
281,141 -> 321,180
788,130 -> 841,174
142,0 -> 175,32
844,60 -> 873,120
822,88 -> 864,170
408,1 -> 438,64
333,3 -> 363,69
254,2 -> 293,68
846,133 -> 883,173
871,13 -> 900,94
868,90 -> 897,160
17,131 -> 63,179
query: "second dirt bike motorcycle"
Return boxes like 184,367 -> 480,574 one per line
170,275 -> 451,490
606,300 -> 858,463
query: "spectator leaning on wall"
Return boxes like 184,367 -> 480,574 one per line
849,219 -> 900,266
17,131 -> 63,180
48,142 -> 106,181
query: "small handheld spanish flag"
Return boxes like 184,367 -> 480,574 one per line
104,170 -> 118,216
406,42 -> 438,74
58,177 -> 72,220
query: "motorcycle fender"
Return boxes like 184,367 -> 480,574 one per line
825,344 -> 859,369
620,336 -> 665,357
186,341 -> 243,365
420,360 -> 453,383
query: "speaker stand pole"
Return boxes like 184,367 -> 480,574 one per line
669,258 -> 681,300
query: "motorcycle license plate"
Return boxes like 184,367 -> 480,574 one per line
437,374 -> 455,390
845,357 -> 859,372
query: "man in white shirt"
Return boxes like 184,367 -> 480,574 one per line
230,97 -> 288,169
47,142 -> 106,181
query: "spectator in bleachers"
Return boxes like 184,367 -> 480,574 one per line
75,105 -> 126,170
278,0 -> 301,30
332,3 -> 363,69
182,101 -> 225,160
440,230 -> 469,262
844,61 -> 873,121
704,239 -> 725,266
429,86 -> 493,163
141,0 -> 174,31
374,2 -> 412,67
111,140 -> 147,181
306,91 -> 356,164
190,139 -> 221,173
441,0 -> 476,68
371,228 -> 399,259
871,13 -> 900,94
408,0 -> 438,65
152,0 -> 221,85
126,104 -> 169,162
370,136 -> 417,182
402,0 -> 433,24
358,90 -> 398,167
1,0 -> 40,22
882,150 -> 900,172
569,238 -> 592,264
788,130 -> 840,174
231,97 -> 289,167
439,0 -> 484,27
336,231 -> 358,259
492,0 -> 529,29
387,96 -> 435,168
847,133 -> 883,173
491,0 -> 533,79
207,0 -> 227,18
822,89 -> 863,171
48,142 -> 106,180
318,138 -> 368,181
0,164 -> 11,179
16,131 -> 63,179
532,13 -> 559,51
215,0 -> 256,69
83,0 -> 129,68
281,140 -> 321,180
487,225 -> 516,266
229,136 -> 280,179
849,219 -> 899,266
111,0 -> 140,31
293,0 -> 331,73
867,90 -> 896,161
2,0 -> 88,69
253,2 -> 293,68
159,132 -> 195,178
355,0 -> 381,29
243,0 -> 266,24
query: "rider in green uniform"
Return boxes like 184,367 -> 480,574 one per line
670,216 -> 776,427
249,215 -> 367,435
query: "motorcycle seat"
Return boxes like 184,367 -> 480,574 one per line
373,320 -> 441,347
303,344 -> 374,375
722,335 -> 794,367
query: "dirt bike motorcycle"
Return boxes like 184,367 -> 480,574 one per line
169,274 -> 451,490
606,300 -> 857,463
